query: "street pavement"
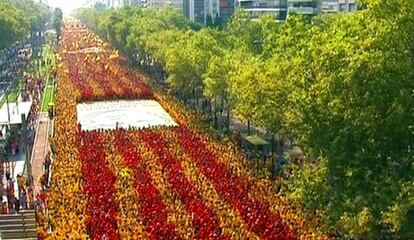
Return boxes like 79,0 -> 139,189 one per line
30,112 -> 50,195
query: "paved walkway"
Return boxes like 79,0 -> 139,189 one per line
30,112 -> 50,194
1,152 -> 25,202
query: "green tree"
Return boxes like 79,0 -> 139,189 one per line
226,49 -> 264,134
0,0 -> 28,49
278,4 -> 414,238
165,29 -> 220,107
204,50 -> 233,129
77,4 -> 414,238
52,8 -> 63,41
13,0 -> 51,37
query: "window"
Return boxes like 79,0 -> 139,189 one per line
339,3 -> 347,11
349,3 -> 357,11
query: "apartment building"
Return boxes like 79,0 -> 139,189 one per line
183,0 -> 234,25
148,0 -> 183,11
237,0 -> 287,21
287,0 -> 321,15
321,0 -> 357,13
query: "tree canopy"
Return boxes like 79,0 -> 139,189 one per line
0,0 -> 51,49
77,3 -> 414,238
0,0 -> 28,49
52,8 -> 63,40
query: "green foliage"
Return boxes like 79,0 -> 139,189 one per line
226,9 -> 263,54
94,2 -> 107,11
204,50 -> 232,108
283,160 -> 329,213
78,4 -> 414,238
52,8 -> 63,40
0,0 -> 50,49
275,4 -> 414,238
225,49 -> 263,123
165,29 -> 221,98
12,0 -> 51,33
0,0 -> 28,49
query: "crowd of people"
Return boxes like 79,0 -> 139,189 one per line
1,170 -> 33,214
2,74 -> 45,156
0,42 -> 32,96
0,41 -> 50,220
24,74 -> 46,149
42,20 -> 327,240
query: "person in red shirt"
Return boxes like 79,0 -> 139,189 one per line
1,202 -> 8,214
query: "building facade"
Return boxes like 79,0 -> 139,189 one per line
237,0 -> 287,21
337,0 -> 357,12
321,0 -> 338,12
287,0 -> 321,15
99,0 -> 146,8
321,0 -> 357,13
236,0 -> 324,21
219,0 -> 235,21
183,0 -> 234,25
147,0 -> 183,10
97,0 -> 357,26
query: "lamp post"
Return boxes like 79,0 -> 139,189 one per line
6,93 -> 10,125
21,113 -> 30,180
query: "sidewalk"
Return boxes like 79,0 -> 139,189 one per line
213,111 -> 267,136
30,112 -> 50,194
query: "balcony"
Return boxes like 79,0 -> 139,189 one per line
245,6 -> 287,10
288,6 -> 318,14
321,2 -> 339,12
238,0 -> 288,9
288,0 -> 318,2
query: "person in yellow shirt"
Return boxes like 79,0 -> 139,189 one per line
17,174 -> 26,195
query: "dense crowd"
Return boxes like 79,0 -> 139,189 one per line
0,45 -> 49,223
61,27 -> 151,102
44,20 -> 327,239
1,171 -> 33,214
0,42 -> 32,95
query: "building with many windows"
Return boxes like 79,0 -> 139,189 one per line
321,0 -> 338,12
321,0 -> 357,13
337,0 -> 357,12
183,0 -> 234,25
219,0 -> 235,22
235,0 -> 324,21
148,0 -> 183,11
97,0 -> 357,26
287,0 -> 321,15
237,0 -> 287,21
95,0 -> 145,8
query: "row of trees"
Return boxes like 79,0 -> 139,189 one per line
0,0 -> 51,50
52,8 -> 63,41
77,1 -> 414,238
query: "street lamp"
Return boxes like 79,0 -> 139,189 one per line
21,113 -> 31,186
6,93 -> 10,124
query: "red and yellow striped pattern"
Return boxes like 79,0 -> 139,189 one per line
47,20 -> 326,240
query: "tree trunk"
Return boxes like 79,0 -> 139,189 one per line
247,120 -> 251,135
213,109 -> 218,129
271,134 -> 276,178
202,99 -> 206,114
196,90 -> 199,111
226,108 -> 230,132
220,97 -> 224,116
275,135 -> 285,177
